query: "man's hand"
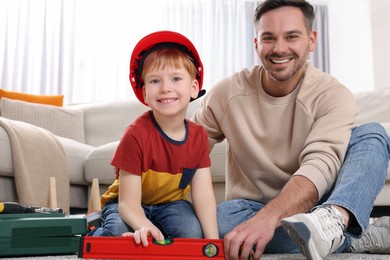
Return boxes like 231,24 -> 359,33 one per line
223,213 -> 278,260
223,176 -> 319,259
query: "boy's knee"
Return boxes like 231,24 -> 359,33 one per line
107,224 -> 131,236
165,217 -> 203,238
89,227 -> 121,237
181,217 -> 203,238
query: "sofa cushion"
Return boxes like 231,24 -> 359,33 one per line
0,89 -> 64,107
56,136 -> 94,185
84,141 -> 119,184
69,100 -> 149,147
1,98 -> 85,143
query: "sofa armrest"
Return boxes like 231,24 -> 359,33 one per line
0,125 -> 13,176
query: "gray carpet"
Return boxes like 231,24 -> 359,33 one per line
1,253 -> 389,259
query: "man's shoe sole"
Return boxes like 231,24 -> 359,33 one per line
281,218 -> 322,260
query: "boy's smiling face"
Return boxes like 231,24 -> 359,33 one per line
142,65 -> 199,117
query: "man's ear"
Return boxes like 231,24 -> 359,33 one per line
254,36 -> 258,50
309,30 -> 317,52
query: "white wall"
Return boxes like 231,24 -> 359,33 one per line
371,0 -> 390,90
327,0 -> 374,92
310,0 -> 389,93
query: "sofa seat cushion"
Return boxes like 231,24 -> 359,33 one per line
209,141 -> 227,183
57,136 -> 94,185
0,126 -> 94,185
85,141 -> 119,185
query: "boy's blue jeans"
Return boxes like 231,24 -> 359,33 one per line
217,123 -> 390,253
91,199 -> 203,238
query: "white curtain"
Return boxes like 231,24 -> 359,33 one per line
0,0 -> 328,104
311,5 -> 329,73
0,0 -> 75,99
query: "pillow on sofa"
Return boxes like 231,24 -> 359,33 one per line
0,89 -> 64,106
0,98 -> 85,143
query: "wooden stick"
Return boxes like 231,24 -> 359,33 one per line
88,178 -> 101,213
48,177 -> 58,209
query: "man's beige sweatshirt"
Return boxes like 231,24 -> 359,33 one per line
192,62 -> 358,203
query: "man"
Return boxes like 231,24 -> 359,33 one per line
192,0 -> 390,259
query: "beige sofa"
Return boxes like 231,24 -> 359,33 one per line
0,88 -> 389,214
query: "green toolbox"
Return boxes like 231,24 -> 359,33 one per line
0,213 -> 88,257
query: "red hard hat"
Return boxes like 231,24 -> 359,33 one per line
129,31 -> 204,106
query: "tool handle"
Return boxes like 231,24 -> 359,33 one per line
34,207 -> 63,213
0,202 -> 35,214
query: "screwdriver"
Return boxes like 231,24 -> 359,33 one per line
0,202 -> 63,214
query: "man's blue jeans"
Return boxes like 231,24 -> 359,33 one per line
217,123 -> 390,253
92,199 -> 203,238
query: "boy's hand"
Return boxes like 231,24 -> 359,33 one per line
122,227 -> 164,247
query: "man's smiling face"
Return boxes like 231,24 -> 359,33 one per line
254,6 -> 316,82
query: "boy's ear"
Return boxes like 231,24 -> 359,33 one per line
191,80 -> 200,99
142,87 -> 148,105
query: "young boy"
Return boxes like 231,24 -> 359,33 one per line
90,31 -> 218,246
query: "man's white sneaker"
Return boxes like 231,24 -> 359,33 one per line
350,217 -> 390,254
281,207 -> 346,260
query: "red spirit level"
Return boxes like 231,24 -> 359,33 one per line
78,236 -> 225,259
